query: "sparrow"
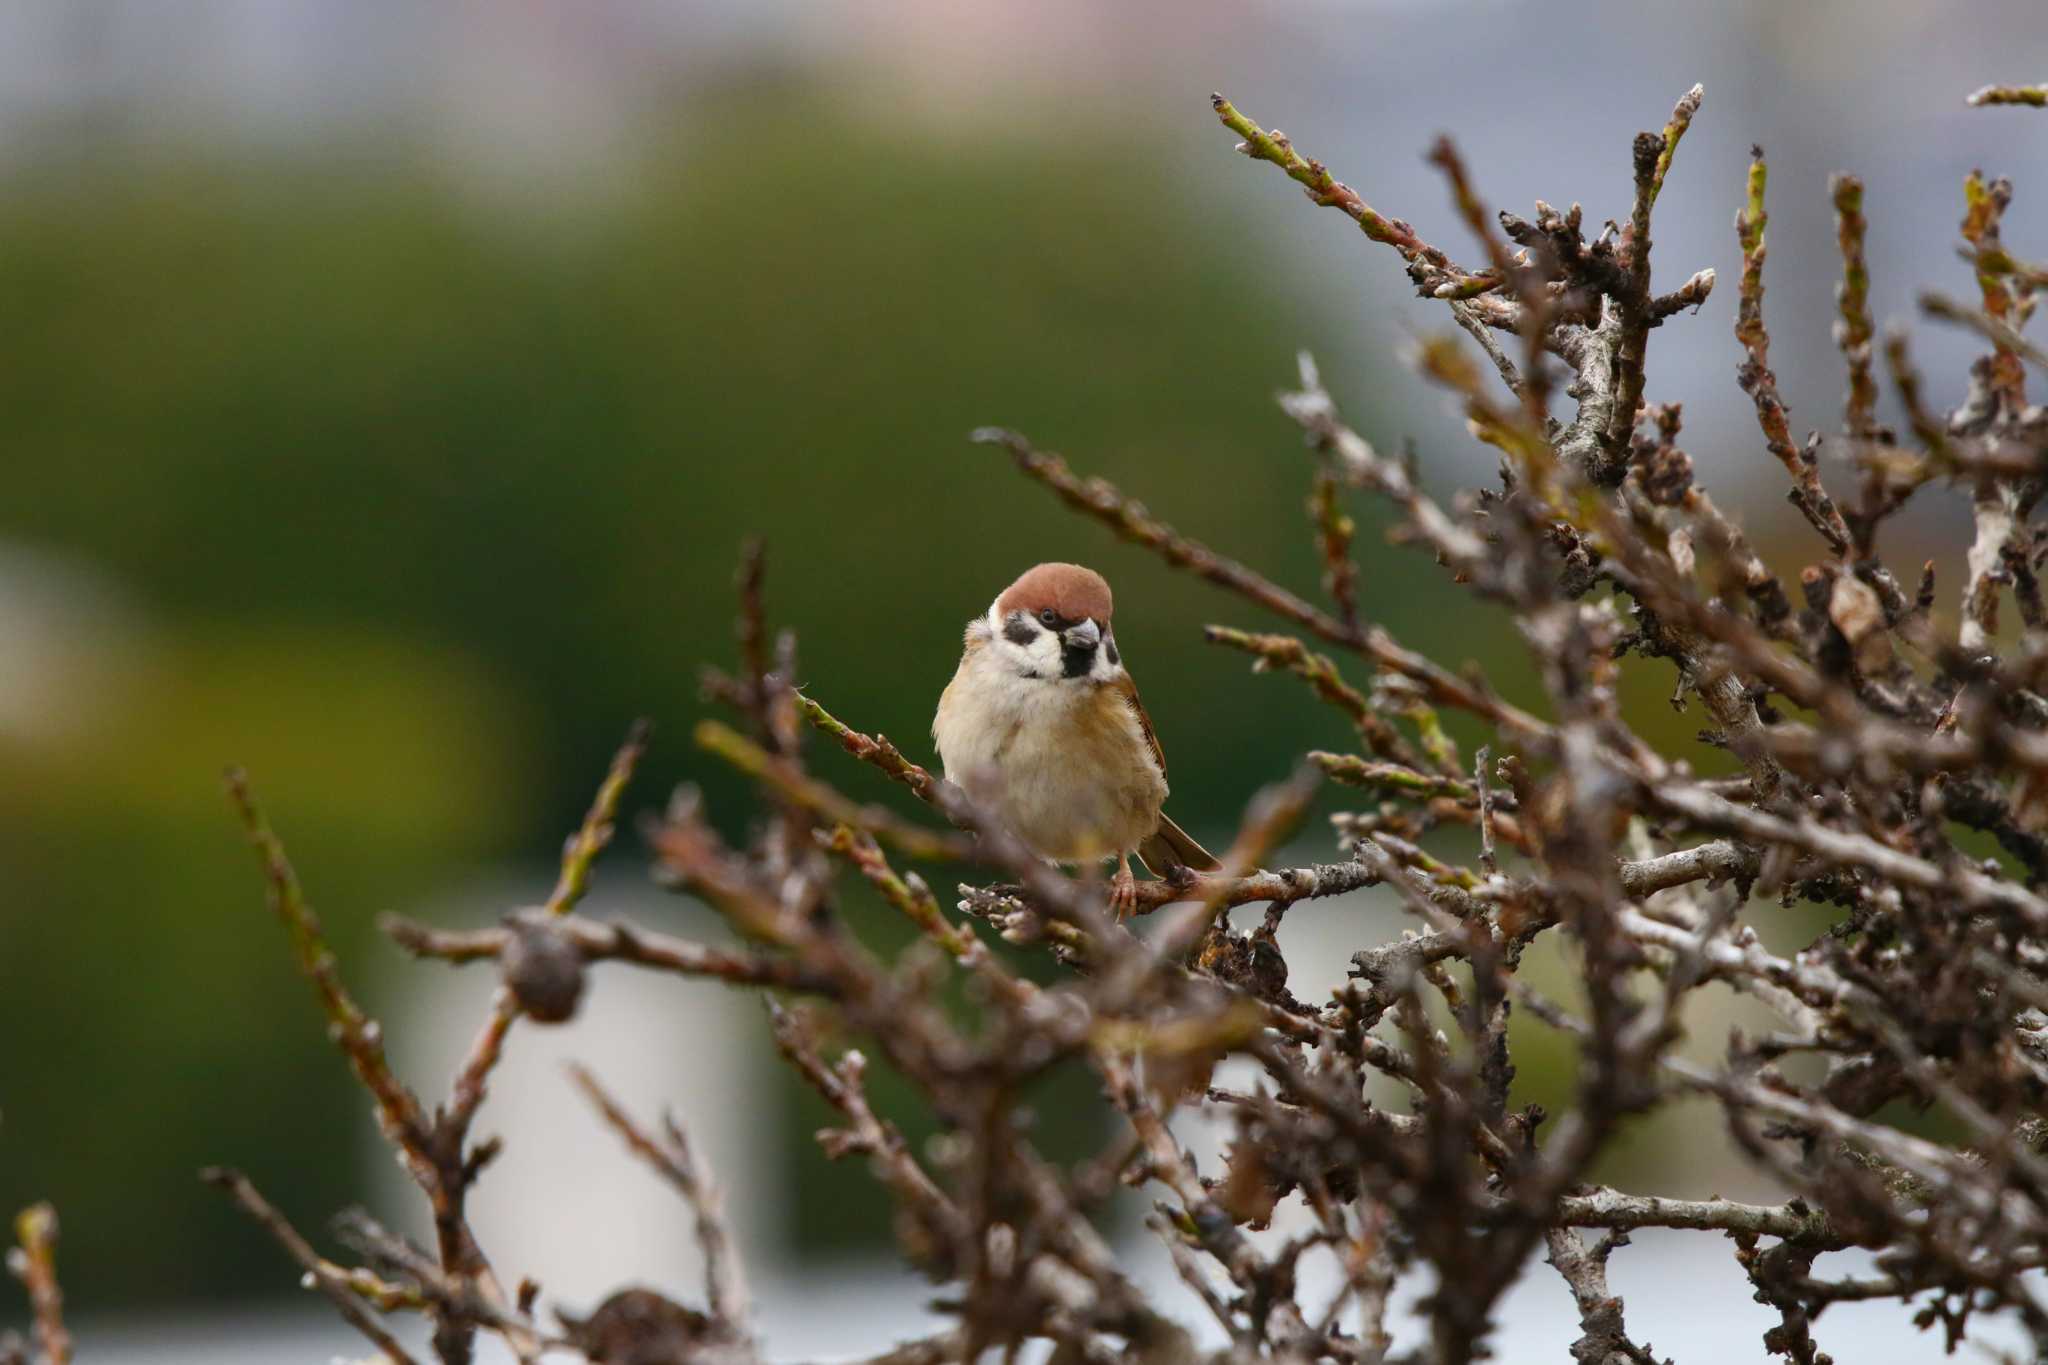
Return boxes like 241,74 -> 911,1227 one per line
932,562 -> 1218,915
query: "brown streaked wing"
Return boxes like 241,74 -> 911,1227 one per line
1111,674 -> 1167,782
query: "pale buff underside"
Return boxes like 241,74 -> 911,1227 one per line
932,640 -> 1167,862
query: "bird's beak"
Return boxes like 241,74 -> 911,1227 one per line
1064,619 -> 1101,651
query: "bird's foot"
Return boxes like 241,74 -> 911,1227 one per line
1109,861 -> 1139,920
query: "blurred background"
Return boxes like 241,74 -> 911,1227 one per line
4,1 -> 2048,1359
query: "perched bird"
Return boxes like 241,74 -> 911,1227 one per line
932,562 -> 1218,914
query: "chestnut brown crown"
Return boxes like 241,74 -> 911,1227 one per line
994,562 -> 1114,624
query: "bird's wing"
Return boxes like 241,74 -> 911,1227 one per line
1113,675 -> 1221,874
1110,674 -> 1167,784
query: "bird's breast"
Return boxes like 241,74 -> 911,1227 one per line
933,659 -> 1165,860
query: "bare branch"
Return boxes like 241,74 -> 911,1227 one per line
202,1169 -> 421,1365
6,1206 -> 70,1365
1734,146 -> 1853,555
546,718 -> 651,916
1968,84 -> 2048,108
567,1065 -> 752,1333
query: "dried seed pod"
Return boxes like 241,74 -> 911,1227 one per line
500,908 -> 586,1024
557,1287 -> 710,1364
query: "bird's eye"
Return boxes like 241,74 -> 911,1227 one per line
1039,608 -> 1058,626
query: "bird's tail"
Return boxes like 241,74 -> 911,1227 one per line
1135,813 -> 1221,875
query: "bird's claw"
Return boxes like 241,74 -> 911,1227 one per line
1109,864 -> 1139,921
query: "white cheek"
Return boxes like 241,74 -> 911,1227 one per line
991,633 -> 1058,677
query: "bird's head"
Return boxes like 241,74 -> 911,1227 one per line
985,562 -> 1123,683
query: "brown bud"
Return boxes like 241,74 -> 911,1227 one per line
1637,441 -> 1694,506
558,1288 -> 710,1364
501,909 -> 586,1024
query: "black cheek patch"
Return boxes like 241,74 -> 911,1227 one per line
1104,634 -> 1120,667
1003,615 -> 1039,648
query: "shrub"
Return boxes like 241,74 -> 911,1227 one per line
15,78 -> 2048,1365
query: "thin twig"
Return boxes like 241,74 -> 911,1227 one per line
546,718 -> 651,916
202,1168 -> 421,1365
7,1207 -> 69,1365
566,1065 -> 752,1332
